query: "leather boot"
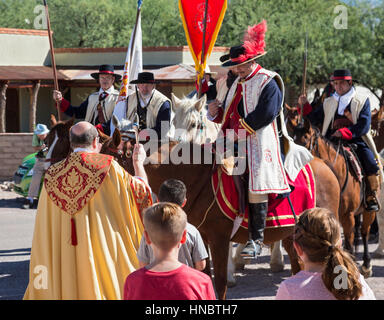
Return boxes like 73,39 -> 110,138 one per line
241,202 -> 268,258
366,174 -> 380,212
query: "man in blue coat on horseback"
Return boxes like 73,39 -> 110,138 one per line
208,20 -> 313,258
298,69 -> 382,212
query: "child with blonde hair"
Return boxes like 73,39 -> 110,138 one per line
124,202 -> 216,300
276,207 -> 375,300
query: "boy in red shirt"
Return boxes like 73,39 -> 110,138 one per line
123,202 -> 216,300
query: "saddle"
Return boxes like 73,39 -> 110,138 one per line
211,164 -> 316,232
216,149 -> 247,215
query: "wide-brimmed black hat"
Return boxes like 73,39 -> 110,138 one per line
330,69 -> 359,83
221,45 -> 267,68
130,72 -> 159,84
331,69 -> 353,81
91,64 -> 122,81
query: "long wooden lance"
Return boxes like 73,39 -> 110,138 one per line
299,32 -> 308,125
43,0 -> 61,121
198,0 -> 209,98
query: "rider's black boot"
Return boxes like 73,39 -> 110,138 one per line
241,202 -> 268,259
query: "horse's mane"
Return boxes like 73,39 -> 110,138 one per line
304,121 -> 350,166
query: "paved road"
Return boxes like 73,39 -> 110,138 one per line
1,182 -> 383,300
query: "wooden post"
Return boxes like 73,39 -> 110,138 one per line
28,80 -> 41,132
0,81 -> 9,133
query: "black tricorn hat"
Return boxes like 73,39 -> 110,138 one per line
130,72 -> 159,84
91,64 -> 122,81
219,53 -> 230,63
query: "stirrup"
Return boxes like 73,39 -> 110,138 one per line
365,194 -> 380,212
365,200 -> 379,212
240,240 -> 263,259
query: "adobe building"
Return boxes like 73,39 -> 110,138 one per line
0,27 -> 228,178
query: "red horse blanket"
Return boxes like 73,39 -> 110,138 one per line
211,163 -> 316,229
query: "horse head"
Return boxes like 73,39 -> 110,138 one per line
45,115 -> 75,168
100,127 -> 135,172
371,102 -> 384,143
284,103 -> 300,136
171,93 -> 220,144
111,115 -> 137,142
292,117 -> 317,151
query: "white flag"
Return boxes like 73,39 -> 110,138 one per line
111,1 -> 143,135
118,4 -> 143,101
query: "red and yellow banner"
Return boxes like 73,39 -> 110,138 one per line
179,0 -> 227,82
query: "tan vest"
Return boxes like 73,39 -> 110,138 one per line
85,89 -> 120,124
125,90 -> 170,129
322,94 -> 383,181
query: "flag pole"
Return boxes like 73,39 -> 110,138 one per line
43,0 -> 61,121
198,0 -> 209,99
129,1 -> 143,70
299,31 -> 308,126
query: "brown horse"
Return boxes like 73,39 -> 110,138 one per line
46,118 -> 340,299
292,117 -> 376,277
370,103 -> 384,153
103,132 -> 340,299
45,115 -> 74,167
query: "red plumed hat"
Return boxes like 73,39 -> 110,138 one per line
222,20 -> 268,67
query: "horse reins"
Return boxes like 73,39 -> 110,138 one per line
310,127 -> 349,196
196,159 -> 220,230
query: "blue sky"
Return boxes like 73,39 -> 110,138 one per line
340,0 -> 382,6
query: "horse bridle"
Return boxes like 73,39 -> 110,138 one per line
105,141 -> 132,168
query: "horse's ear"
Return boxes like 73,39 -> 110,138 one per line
195,94 -> 207,112
112,114 -> 120,129
171,93 -> 181,109
378,103 -> 384,122
112,128 -> 121,147
98,128 -> 109,144
67,117 -> 75,128
50,114 -> 57,126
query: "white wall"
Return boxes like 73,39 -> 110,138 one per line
0,33 -> 50,66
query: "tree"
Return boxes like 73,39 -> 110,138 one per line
217,0 -> 383,99
0,0 -> 382,100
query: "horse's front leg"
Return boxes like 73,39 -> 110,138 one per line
282,236 -> 301,275
340,211 -> 356,256
360,209 -> 376,278
270,240 -> 285,273
208,236 -> 230,300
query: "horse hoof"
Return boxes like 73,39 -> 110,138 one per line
270,263 -> 285,273
360,265 -> 373,278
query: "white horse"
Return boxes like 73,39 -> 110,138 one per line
171,93 -> 221,144
170,93 -> 285,287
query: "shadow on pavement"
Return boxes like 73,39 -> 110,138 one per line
0,252 -> 30,300
0,197 -> 26,210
